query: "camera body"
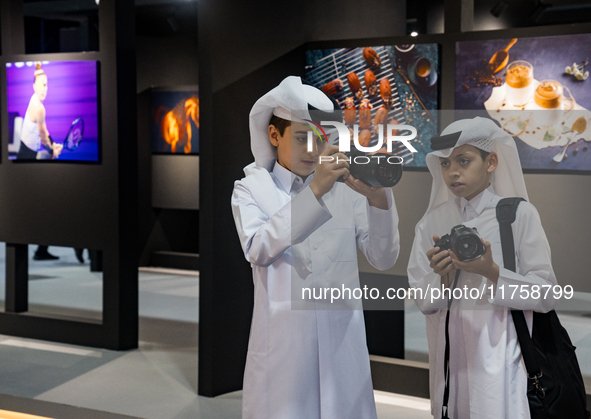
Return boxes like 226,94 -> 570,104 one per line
337,147 -> 403,188
434,225 -> 485,262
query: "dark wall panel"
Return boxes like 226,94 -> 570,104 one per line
136,34 -> 200,266
205,0 -> 406,91
0,0 -> 138,350
199,46 -> 307,396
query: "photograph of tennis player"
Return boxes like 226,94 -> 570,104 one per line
6,60 -> 99,162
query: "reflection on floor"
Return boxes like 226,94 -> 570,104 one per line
0,245 -> 433,419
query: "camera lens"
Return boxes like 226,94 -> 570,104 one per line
456,236 -> 480,259
355,153 -> 401,187
345,149 -> 403,188
375,158 -> 403,187
449,225 -> 485,261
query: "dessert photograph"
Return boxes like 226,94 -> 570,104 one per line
455,33 -> 591,171
305,44 -> 439,168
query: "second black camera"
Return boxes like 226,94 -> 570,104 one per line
434,225 -> 485,262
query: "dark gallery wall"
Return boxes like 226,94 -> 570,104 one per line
0,0 -> 138,350
136,34 -> 199,93
136,34 -> 200,265
198,0 -> 406,397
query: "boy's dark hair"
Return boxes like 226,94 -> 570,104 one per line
269,115 -> 291,137
477,149 -> 490,160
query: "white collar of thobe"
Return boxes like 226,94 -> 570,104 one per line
459,184 -> 495,216
272,161 -> 312,194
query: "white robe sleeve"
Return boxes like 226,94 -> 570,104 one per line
231,181 -> 331,267
490,202 -> 558,312
354,188 -> 400,271
407,220 -> 449,314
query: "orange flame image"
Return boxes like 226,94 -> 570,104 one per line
158,95 -> 199,154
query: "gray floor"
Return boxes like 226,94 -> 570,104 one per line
0,245 -> 433,419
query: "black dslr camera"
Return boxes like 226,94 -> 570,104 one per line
434,225 -> 485,262
337,148 -> 403,188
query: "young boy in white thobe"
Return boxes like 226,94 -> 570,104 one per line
407,117 -> 558,419
231,76 -> 400,419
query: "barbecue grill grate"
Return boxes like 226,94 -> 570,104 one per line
306,46 -> 414,163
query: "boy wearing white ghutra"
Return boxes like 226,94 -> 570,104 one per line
232,76 -> 400,419
407,117 -> 558,419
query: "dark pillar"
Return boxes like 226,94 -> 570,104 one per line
5,244 -> 28,313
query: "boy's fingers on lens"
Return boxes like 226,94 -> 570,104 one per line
334,153 -> 350,167
335,167 -> 350,178
432,235 -> 441,243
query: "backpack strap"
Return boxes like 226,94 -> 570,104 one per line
496,198 -> 524,272
496,198 -> 543,381
441,269 -> 461,419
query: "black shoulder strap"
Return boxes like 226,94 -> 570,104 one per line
496,198 -> 523,272
496,197 -> 542,378
441,269 -> 461,419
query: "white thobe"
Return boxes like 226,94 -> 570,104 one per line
408,185 -> 558,419
232,161 -> 400,419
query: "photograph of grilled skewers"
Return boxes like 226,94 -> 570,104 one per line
455,33 -> 591,171
305,44 -> 439,168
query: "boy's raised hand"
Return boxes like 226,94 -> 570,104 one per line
427,235 -> 457,284
345,175 -> 389,210
449,238 -> 500,283
310,145 -> 350,200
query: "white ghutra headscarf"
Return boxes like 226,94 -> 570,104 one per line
421,116 -> 528,226
247,76 -> 339,173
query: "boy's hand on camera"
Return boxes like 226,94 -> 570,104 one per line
345,175 -> 388,209
450,238 -> 500,283
427,235 -> 457,281
310,145 -> 350,200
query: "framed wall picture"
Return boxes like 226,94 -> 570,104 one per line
7,60 -> 100,162
151,87 -> 199,155
305,44 -> 440,168
456,34 -> 591,171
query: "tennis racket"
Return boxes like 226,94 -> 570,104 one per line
62,118 -> 84,151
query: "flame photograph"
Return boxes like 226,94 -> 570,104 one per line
151,87 -> 199,154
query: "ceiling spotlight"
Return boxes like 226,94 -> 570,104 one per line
411,31 -> 418,37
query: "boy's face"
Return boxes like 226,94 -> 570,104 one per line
269,122 -> 328,178
438,144 -> 498,200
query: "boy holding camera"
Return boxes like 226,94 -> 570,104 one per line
408,117 -> 557,419
231,76 -> 400,419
